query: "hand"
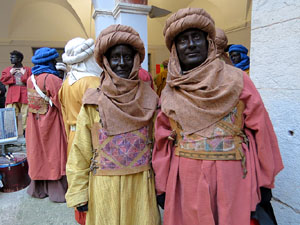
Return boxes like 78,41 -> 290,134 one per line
10,68 -> 15,74
20,68 -> 26,75
77,203 -> 88,212
156,193 -> 166,209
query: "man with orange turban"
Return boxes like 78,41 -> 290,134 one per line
152,8 -> 283,225
65,25 -> 160,225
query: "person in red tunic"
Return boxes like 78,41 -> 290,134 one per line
26,47 -> 68,202
152,8 -> 283,225
0,50 -> 31,135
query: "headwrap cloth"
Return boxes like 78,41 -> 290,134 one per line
32,47 -> 60,76
55,62 -> 67,72
94,24 -> 158,135
215,28 -> 232,65
161,8 -> 244,135
229,44 -> 250,71
62,38 -> 102,85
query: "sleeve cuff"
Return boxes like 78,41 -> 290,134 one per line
65,188 -> 89,208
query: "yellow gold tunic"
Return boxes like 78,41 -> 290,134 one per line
58,76 -> 100,155
65,105 -> 161,225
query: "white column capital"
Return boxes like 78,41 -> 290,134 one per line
92,9 -> 113,19
112,2 -> 151,18
92,0 -> 150,70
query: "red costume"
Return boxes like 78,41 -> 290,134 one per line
153,74 -> 283,225
0,66 -> 31,105
26,73 -> 68,202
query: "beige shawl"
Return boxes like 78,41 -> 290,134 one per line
161,8 -> 244,135
94,24 -> 158,135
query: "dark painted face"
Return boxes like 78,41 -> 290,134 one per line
175,28 -> 208,72
229,51 -> 241,64
10,54 -> 21,65
107,44 -> 135,79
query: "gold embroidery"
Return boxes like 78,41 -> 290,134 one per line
169,101 -> 247,177
90,122 -> 152,176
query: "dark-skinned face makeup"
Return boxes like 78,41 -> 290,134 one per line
175,28 -> 208,72
107,44 -> 135,79
229,51 -> 242,64
10,54 -> 21,65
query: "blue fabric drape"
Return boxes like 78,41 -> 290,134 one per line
229,45 -> 250,71
31,47 -> 60,76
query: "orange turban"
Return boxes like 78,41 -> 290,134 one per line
94,24 -> 145,68
163,8 -> 216,51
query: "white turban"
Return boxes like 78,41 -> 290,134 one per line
55,62 -> 68,72
62,37 -> 102,85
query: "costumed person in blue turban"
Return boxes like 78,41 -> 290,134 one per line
229,44 -> 250,75
26,47 -> 68,203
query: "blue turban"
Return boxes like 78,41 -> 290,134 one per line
229,44 -> 250,71
31,47 -> 60,76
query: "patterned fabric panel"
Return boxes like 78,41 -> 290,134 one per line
179,105 -> 239,152
97,126 -> 150,170
171,101 -> 246,175
27,88 -> 49,114
180,136 -> 236,152
133,151 -> 151,167
222,106 -> 237,124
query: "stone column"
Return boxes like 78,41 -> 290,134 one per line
92,0 -> 115,39
92,0 -> 151,69
251,1 -> 300,224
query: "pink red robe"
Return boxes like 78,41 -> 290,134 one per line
26,73 -> 67,181
152,74 -> 283,225
0,66 -> 31,105
139,68 -> 154,89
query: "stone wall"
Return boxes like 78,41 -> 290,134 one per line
251,0 -> 300,224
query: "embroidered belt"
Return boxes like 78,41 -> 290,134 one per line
169,101 -> 248,178
173,135 -> 245,160
90,122 -> 153,176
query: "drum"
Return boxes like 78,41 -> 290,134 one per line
0,152 -> 31,193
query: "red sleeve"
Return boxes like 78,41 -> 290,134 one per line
241,73 -> 284,188
21,67 -> 31,84
0,67 -> 15,85
152,111 -> 174,195
139,68 -> 154,90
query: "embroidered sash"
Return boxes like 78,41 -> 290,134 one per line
169,101 -> 247,177
90,122 -> 152,176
